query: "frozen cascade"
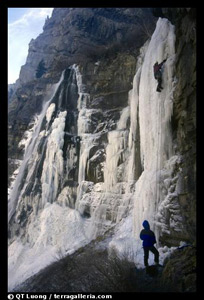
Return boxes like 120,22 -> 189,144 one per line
8,71 -> 65,223
74,65 -> 101,211
8,116 -> 39,197
109,18 -> 180,266
73,66 -> 134,240
133,18 -> 178,241
74,64 -> 93,182
8,68 -> 90,291
18,114 -> 39,153
104,106 -> 130,192
8,17 -> 185,290
84,105 -> 134,239
41,110 -> 67,207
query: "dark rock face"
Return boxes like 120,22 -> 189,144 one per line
19,8 -> 156,85
162,245 -> 196,292
166,8 -> 196,243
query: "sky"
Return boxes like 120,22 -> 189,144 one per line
8,8 -> 54,84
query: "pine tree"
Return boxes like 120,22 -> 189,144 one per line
35,59 -> 47,78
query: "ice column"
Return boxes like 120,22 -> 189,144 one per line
133,18 -> 177,240
72,65 -> 94,209
103,106 -> 130,192
41,110 -> 67,207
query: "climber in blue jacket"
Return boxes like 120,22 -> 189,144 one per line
140,220 -> 159,267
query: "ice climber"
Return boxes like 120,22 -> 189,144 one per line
153,59 -> 167,92
140,220 -> 159,267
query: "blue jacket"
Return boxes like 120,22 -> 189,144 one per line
140,220 -> 156,247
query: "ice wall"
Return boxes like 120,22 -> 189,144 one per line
109,18 -> 184,264
41,110 -> 67,206
133,18 -> 179,241
8,68 -> 90,291
8,72 -> 65,222
104,106 -> 130,191
76,103 -> 134,240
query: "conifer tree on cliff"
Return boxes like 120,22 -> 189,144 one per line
35,59 -> 47,78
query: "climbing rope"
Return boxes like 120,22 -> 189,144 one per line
154,88 -> 162,241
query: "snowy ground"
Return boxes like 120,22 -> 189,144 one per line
8,207 -> 178,291
108,213 -> 177,269
8,202 -> 91,291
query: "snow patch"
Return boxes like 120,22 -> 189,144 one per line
8,202 -> 89,291
108,213 -> 177,269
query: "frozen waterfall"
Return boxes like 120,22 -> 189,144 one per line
8,17 -> 182,291
8,67 -> 90,291
109,17 -> 181,265
132,18 -> 178,241
104,106 -> 130,191
8,71 -> 65,222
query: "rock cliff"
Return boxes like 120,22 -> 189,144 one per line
162,7 -> 196,244
8,7 -> 156,170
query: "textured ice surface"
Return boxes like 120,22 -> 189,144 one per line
41,110 -> 67,206
8,202 -> 89,291
8,72 -> 65,222
132,18 -> 178,239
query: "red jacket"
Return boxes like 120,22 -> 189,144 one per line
153,60 -> 166,76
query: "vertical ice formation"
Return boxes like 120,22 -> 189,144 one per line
8,69 -> 89,291
8,116 -> 39,197
83,105 -> 134,239
74,65 -> 93,181
126,41 -> 150,184
8,72 -> 65,222
132,18 -> 179,241
41,110 -> 67,207
73,65 -> 135,240
103,106 -> 130,192
109,18 -> 181,265
74,65 -> 102,209
8,159 -> 22,197
18,115 -> 39,153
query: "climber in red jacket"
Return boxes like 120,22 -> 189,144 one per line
153,59 -> 167,92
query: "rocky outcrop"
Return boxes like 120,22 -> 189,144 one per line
165,8 -> 196,243
18,8 -> 156,85
161,245 -> 196,292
